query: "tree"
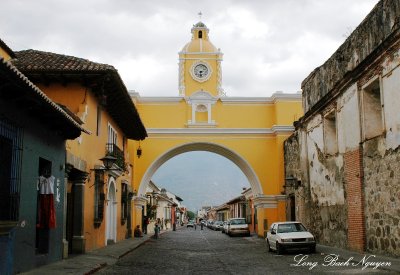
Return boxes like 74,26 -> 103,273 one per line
187,210 -> 195,220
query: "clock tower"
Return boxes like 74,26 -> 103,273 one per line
179,21 -> 224,98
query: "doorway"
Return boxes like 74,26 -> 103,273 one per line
105,177 -> 117,245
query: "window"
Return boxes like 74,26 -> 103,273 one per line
324,110 -> 338,155
107,124 -> 117,146
121,183 -> 128,224
0,117 -> 22,223
198,30 -> 202,39
362,79 -> 383,140
96,106 -> 101,136
94,170 -> 105,227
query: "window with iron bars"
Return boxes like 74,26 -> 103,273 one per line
94,170 -> 105,227
0,117 -> 23,223
121,183 -> 128,224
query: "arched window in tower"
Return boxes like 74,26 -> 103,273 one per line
198,31 -> 202,39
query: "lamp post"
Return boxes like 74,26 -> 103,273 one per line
99,155 -> 117,170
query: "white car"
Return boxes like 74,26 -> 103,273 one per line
266,222 -> 316,254
226,218 -> 250,236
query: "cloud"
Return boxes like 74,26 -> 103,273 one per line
1,0 -> 379,97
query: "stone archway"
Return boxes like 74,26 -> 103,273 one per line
137,142 -> 262,197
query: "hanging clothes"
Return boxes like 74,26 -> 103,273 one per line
37,175 -> 56,229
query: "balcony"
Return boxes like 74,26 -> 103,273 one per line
105,143 -> 126,171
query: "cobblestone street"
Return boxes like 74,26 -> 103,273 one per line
97,227 -> 396,275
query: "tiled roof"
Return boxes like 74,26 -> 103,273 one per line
13,49 -> 113,72
0,57 -> 88,139
12,50 -> 147,140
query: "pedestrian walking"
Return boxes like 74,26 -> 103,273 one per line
143,217 -> 149,234
194,222 -> 197,230
154,223 -> 160,239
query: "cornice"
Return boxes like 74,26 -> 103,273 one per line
253,194 -> 287,208
146,126 -> 294,136
133,196 -> 147,207
220,92 -> 302,104
132,93 -> 301,104
179,51 -> 222,56
135,96 -> 184,103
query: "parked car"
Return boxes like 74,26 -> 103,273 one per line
266,222 -> 316,254
226,218 -> 250,236
212,221 -> 223,231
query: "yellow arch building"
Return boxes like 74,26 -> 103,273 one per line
130,21 -> 302,236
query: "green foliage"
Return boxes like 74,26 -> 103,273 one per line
187,211 -> 195,220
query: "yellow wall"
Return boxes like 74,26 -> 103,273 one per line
129,22 -> 303,236
130,96 -> 302,236
39,83 -> 133,251
0,47 -> 12,60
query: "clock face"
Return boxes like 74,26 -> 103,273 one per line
194,64 -> 209,78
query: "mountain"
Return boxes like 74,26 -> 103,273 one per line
151,151 -> 250,211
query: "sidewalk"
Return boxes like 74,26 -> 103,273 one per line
22,233 -> 154,275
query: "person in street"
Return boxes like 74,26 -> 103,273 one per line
134,225 -> 143,237
194,222 -> 197,230
154,223 -> 160,239
200,221 -> 204,230
143,217 -> 149,234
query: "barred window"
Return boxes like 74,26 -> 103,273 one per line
0,117 -> 23,222
121,183 -> 128,223
94,170 -> 105,227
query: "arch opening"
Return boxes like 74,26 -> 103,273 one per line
138,142 -> 262,198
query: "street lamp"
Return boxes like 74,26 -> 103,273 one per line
99,155 -> 117,170
137,141 -> 142,158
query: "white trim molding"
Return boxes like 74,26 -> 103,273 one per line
146,126 -> 295,136
253,194 -> 286,209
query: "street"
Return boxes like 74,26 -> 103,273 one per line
96,227 -> 394,275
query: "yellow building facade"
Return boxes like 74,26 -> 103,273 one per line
130,21 -> 302,236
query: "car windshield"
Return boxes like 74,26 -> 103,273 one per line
230,219 -> 246,225
277,223 -> 307,233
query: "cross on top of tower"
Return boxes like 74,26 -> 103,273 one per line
198,11 -> 202,20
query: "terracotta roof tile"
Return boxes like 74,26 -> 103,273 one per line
0,57 -> 89,138
13,49 -> 114,72
12,49 -> 147,140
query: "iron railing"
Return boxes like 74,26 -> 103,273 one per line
0,116 -> 23,222
105,143 -> 126,171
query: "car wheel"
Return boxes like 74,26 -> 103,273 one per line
309,245 -> 316,254
276,242 -> 284,255
266,240 -> 272,252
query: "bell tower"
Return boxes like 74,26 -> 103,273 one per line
178,21 -> 224,98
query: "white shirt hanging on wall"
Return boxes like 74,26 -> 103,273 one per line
38,175 -> 55,194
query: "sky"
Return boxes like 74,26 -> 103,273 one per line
152,152 -> 249,211
1,0 -> 379,97
1,0 -> 380,211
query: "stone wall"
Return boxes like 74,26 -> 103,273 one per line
302,0 -> 400,113
284,131 -> 348,248
363,137 -> 400,257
